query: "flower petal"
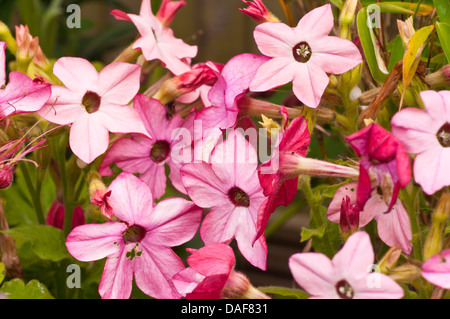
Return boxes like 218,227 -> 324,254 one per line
98,248 -> 133,299
413,146 -> 450,195
98,62 -> 141,105
253,22 -> 297,57
292,61 -> 329,108
53,57 -> 99,92
294,4 -> 334,40
250,57 -> 295,93
421,249 -> 450,289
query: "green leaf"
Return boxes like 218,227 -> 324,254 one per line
376,2 -> 434,15
434,0 -> 450,25
388,35 -> 405,71
1,225 -> 70,262
258,286 -> 310,299
300,224 -> 326,242
0,278 -> 54,299
436,22 -> 450,63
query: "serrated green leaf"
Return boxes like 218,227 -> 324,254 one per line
0,278 -> 54,299
258,286 -> 310,299
1,225 -> 70,262
436,22 -> 450,63
301,224 -> 326,242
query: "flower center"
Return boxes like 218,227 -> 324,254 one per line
150,140 -> 171,163
228,187 -> 250,207
335,279 -> 354,299
437,123 -> 450,147
293,42 -> 312,63
82,91 -> 101,114
122,225 -> 146,244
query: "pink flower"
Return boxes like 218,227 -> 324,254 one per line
46,200 -> 85,231
391,90 -> 450,195
38,57 -> 147,164
0,41 -> 51,118
250,4 -> 362,108
421,249 -> 450,289
173,243 -> 269,299
99,94 -> 191,199
289,231 -> 404,299
66,172 -> 202,299
195,53 -> 269,131
181,130 -> 268,270
111,0 -> 197,75
156,0 -> 186,26
346,123 -> 411,213
327,182 -> 412,254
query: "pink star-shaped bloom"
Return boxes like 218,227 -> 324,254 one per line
0,41 -> 51,118
38,57 -> 148,164
289,231 -> 404,299
421,249 -> 450,289
66,172 -> 202,299
111,0 -> 197,75
391,90 -> 450,195
99,94 -> 192,199
327,182 -> 412,254
346,122 -> 411,213
181,130 -> 268,270
250,4 -> 362,108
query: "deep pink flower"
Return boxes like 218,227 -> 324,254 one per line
46,200 -> 85,230
289,231 -> 404,299
66,172 -> 202,299
181,130 -> 268,270
391,90 -> 450,195
99,94 -> 192,199
239,0 -> 279,24
111,0 -> 197,75
0,41 -> 51,118
37,57 -> 147,164
421,249 -> 450,289
156,0 -> 186,26
250,4 -> 362,108
346,123 -> 411,213
327,182 -> 412,254
254,112 -> 310,243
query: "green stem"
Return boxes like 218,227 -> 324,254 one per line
19,162 -> 46,225
401,186 -> 422,261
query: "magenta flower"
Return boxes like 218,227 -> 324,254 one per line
250,4 -> 362,108
346,123 -> 411,213
327,182 -> 412,254
37,57 -> 147,164
46,200 -> 85,231
391,90 -> 450,195
0,41 -> 51,118
111,0 -> 197,75
173,243 -> 269,299
99,94 -> 191,199
289,231 -> 404,299
181,130 -> 268,270
239,0 -> 279,24
66,172 -> 202,299
421,249 -> 450,289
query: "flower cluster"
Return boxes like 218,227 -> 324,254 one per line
0,0 -> 448,301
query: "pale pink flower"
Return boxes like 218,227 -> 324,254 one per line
99,94 -> 192,199
111,0 -> 197,75
250,4 -> 362,108
391,90 -> 450,195
421,249 -> 450,289
327,182 -> 412,254
289,231 -> 404,299
181,130 -> 268,270
37,57 -> 147,164
0,41 -> 51,118
66,172 -> 202,299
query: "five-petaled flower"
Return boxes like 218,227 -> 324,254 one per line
250,4 -> 362,108
66,172 -> 202,299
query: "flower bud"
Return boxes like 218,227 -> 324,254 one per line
425,65 -> 450,89
87,171 -> 113,220
339,195 -> 359,241
339,0 -> 358,39
378,246 -> 402,273
239,0 -> 280,24
46,200 -> 85,230
397,16 -> 415,48
388,264 -> 421,284
222,271 -> 270,299
0,165 -> 14,189
423,193 -> 450,260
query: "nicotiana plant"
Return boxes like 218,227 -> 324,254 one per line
0,0 -> 448,300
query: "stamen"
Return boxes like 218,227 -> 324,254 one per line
437,123 -> 450,147
82,91 -> 101,114
150,140 -> 171,163
228,187 -> 250,207
293,42 -> 312,63
335,279 -> 354,299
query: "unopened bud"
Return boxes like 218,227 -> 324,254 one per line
339,0 -> 358,39
425,65 -> 450,89
0,165 -> 14,189
423,193 -> 450,260
339,195 -> 359,241
378,246 -> 402,273
222,271 -> 270,299
87,171 -> 113,220
397,16 -> 415,48
388,264 -> 421,283
239,0 -> 280,24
